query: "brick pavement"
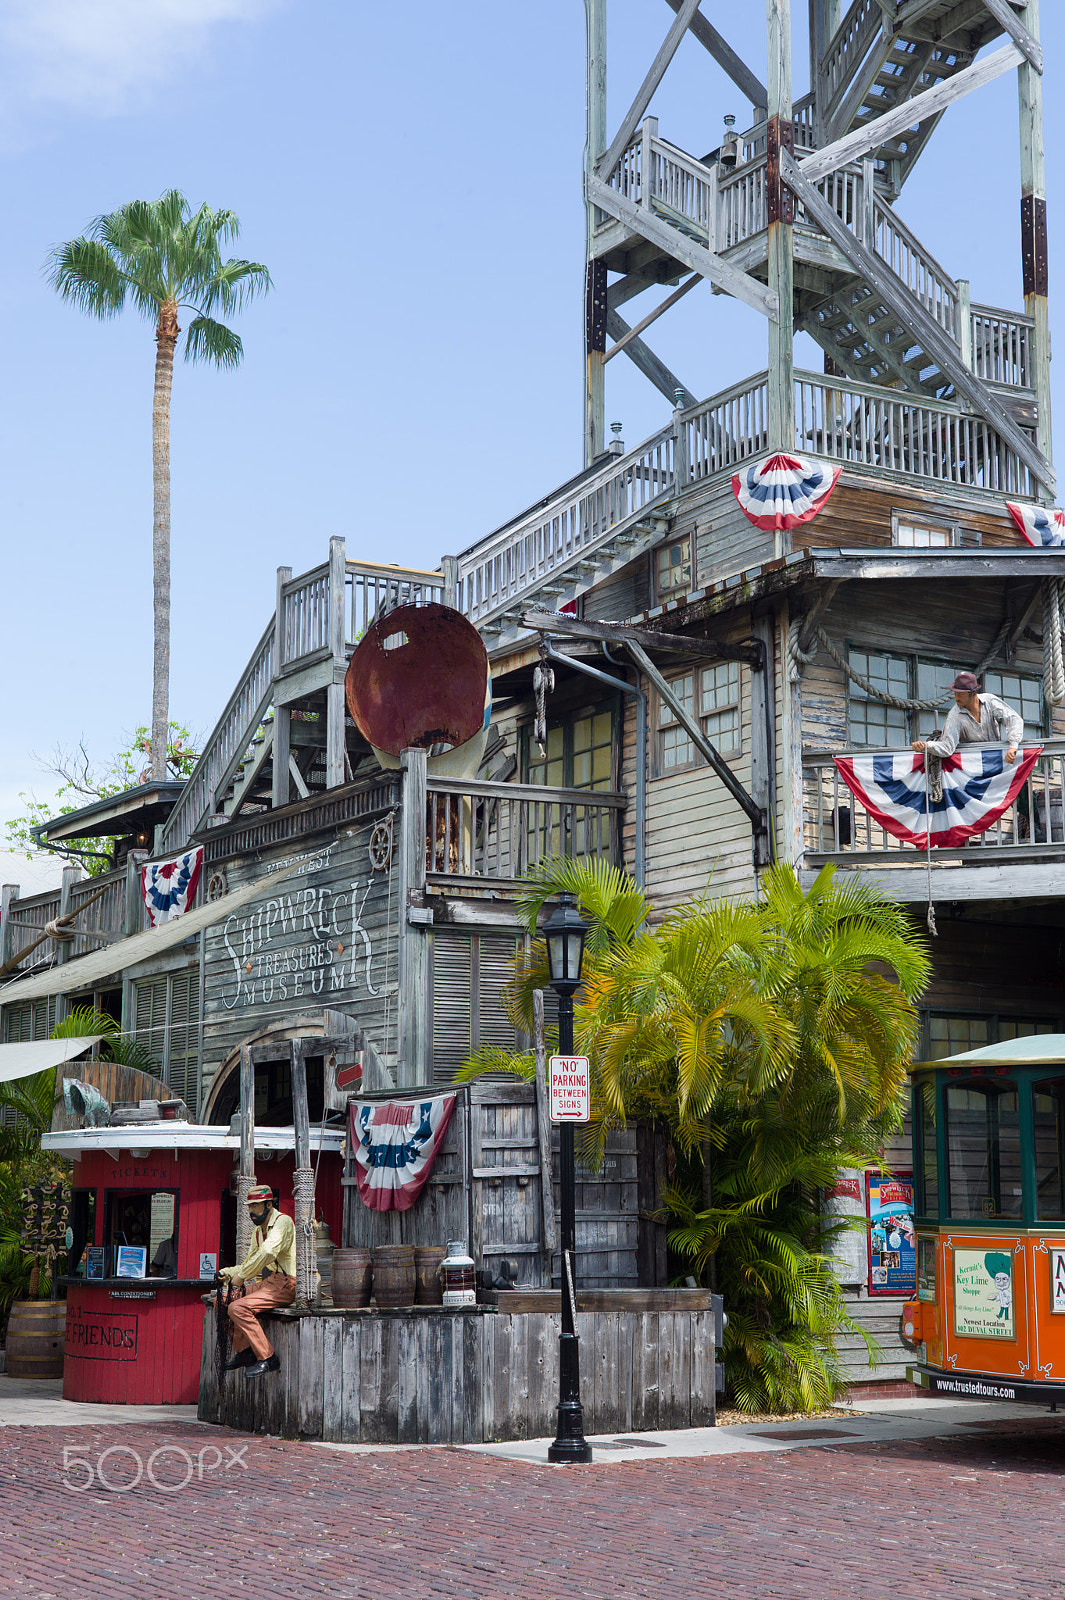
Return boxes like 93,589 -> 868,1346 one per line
2,1417 -> 1064,1600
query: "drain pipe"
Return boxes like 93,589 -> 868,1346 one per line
542,639 -> 646,888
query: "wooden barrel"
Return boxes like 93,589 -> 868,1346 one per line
372,1245 -> 416,1308
330,1248 -> 373,1308
6,1300 -> 66,1379
414,1246 -> 447,1305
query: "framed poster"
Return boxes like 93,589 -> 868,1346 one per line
866,1172 -> 916,1296
115,1245 -> 147,1279
954,1247 -> 1014,1339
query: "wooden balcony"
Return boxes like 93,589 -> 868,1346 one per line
425,778 -> 626,894
802,741 -> 1065,903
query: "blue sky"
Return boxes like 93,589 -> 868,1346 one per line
0,1 -> 1060,891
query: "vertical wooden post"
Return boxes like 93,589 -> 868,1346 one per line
0,885 -> 18,970
273,565 -> 292,810
672,396 -> 690,490
585,0 -> 607,467
326,536 -> 347,788
956,278 -> 973,371
532,989 -> 559,1286
397,747 -> 429,1088
639,116 -> 657,210
237,1044 -> 256,1263
860,156 -> 875,250
1018,0 -> 1052,489
124,851 -> 146,936
57,864 -> 80,968
766,0 -> 795,554
290,1039 -> 315,1307
441,555 -> 459,610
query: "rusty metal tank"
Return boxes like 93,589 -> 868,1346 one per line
344,602 -> 491,779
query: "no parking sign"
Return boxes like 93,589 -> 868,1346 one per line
549,1055 -> 590,1123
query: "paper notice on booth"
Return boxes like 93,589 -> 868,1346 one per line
549,1055 -> 590,1123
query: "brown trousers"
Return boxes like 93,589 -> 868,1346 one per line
226,1275 -> 296,1360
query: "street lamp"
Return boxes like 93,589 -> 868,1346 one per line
543,891 -> 592,1465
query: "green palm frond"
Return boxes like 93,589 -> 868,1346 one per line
184,316 -> 243,369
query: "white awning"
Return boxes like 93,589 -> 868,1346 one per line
0,856 -> 304,1007
41,1123 -> 347,1155
0,1035 -> 106,1083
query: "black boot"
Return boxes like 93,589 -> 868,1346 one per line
224,1349 -> 256,1371
246,1354 -> 281,1377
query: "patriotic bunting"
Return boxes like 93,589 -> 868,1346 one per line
141,846 -> 204,927
732,452 -> 842,531
1006,502 -> 1065,549
348,1095 -> 456,1212
833,747 -> 1042,849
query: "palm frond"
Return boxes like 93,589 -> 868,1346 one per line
184,316 -> 243,369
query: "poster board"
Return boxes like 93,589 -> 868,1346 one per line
866,1171 -> 916,1296
953,1247 -> 1015,1339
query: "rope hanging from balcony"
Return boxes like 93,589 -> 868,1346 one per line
788,617 -> 1012,709
1041,578 -> 1065,705
293,1165 -> 318,1308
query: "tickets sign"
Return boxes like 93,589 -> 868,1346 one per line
549,1055 -> 590,1123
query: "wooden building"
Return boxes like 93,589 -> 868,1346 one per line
2,0 -> 1058,1393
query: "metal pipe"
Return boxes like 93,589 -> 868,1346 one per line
542,640 -> 646,888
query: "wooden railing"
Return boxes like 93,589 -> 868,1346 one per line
803,742 -> 1065,862
345,562 -> 443,646
1,866 -> 133,978
871,196 -> 958,333
684,374 -> 770,482
821,0 -> 882,120
741,94 -> 818,163
793,369 -> 1034,496
970,304 -> 1034,391
452,422 -> 675,625
425,778 -> 626,885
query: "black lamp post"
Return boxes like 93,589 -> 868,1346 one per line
543,891 -> 592,1465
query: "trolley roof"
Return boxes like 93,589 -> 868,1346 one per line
911,1035 -> 1065,1071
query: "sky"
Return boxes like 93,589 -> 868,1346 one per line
0,0 -> 1061,893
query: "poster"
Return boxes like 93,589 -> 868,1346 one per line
1051,1248 -> 1065,1315
954,1247 -> 1015,1339
866,1172 -> 916,1296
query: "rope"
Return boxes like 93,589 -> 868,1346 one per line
235,1174 -> 254,1265
788,616 -> 1013,710
924,755 -> 940,939
293,1165 -> 318,1308
533,636 -> 555,757
1043,577 -> 1065,706
43,919 -> 75,942
214,1279 -> 234,1393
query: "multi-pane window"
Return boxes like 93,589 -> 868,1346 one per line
525,709 -> 614,792
132,970 -> 199,1114
658,661 -> 740,772
895,520 -> 953,547
926,1015 -> 990,1060
656,537 -> 691,598
849,650 -> 1045,747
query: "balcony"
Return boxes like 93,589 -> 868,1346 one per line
802,742 -> 1065,902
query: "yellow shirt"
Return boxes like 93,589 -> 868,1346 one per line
219,1208 -> 297,1282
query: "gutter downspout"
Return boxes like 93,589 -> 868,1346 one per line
542,640 -> 646,889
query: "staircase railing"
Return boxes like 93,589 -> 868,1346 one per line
820,0 -> 882,120
794,368 -> 1034,496
684,374 -> 770,482
871,196 -> 958,334
452,422 -> 675,626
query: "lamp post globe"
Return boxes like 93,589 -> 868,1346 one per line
543,891 -> 592,1465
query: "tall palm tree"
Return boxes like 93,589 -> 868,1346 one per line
48,192 -> 271,780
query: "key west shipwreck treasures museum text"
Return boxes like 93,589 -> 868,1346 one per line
5,0 -> 1065,1441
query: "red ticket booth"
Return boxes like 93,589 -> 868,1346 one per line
45,1126 -> 344,1405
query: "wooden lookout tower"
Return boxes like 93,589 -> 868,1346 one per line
582,0 -> 1052,520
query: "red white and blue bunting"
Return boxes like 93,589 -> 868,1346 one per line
833,747 -> 1042,849
348,1095 -> 456,1213
732,452 -> 842,531
141,846 -> 204,927
1007,502 -> 1065,548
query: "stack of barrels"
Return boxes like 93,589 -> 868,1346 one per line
330,1244 -> 448,1309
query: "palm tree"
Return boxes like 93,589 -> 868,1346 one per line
47,193 -> 271,780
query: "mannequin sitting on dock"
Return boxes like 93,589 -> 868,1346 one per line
911,672 -> 1024,764
216,1183 -> 296,1377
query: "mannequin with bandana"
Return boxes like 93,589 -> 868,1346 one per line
215,1182 -> 297,1376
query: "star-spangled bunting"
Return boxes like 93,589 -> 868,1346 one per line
348,1096 -> 456,1212
141,846 -> 204,927
834,747 -> 1042,849
1006,502 -> 1065,548
732,452 -> 842,532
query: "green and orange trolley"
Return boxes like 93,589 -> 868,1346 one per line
903,1035 -> 1065,1405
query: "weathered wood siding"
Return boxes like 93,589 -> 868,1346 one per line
838,1289 -> 913,1386
797,472 -> 1028,553
201,813 -> 401,1104
198,1299 -> 717,1442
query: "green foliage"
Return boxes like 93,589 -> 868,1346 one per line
46,189 -> 271,363
5,723 -> 197,875
453,1047 -> 538,1085
462,854 -> 929,1414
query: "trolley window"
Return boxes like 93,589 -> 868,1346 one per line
945,1080 -> 1022,1220
1034,1077 -> 1065,1221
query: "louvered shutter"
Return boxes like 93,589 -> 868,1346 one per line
167,972 -> 199,1114
431,933 -> 473,1084
475,935 -> 521,1052
133,977 -> 167,1080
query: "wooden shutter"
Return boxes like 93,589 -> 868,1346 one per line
475,935 -> 521,1052
133,977 -> 167,1080
167,971 -> 199,1114
431,933 -> 473,1084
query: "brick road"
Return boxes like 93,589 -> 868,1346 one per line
3,1417 -> 1065,1599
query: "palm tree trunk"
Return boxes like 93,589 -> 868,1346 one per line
151,302 -> 179,784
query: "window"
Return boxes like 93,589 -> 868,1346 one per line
945,1080 -> 1022,1220
848,650 -> 1045,748
132,970 -> 199,1114
3,997 -> 60,1043
656,537 -> 691,598
1033,1078 -> 1065,1221
914,1076 -> 939,1218
103,1187 -> 179,1278
927,1016 -> 990,1061
657,661 -> 740,772
525,708 -> 615,793
894,519 -> 954,548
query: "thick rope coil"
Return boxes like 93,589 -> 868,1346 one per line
43,919 -> 76,941
1043,577 -> 1065,707
235,1174 -> 254,1265
293,1165 -> 318,1308
791,616 -> 1014,711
